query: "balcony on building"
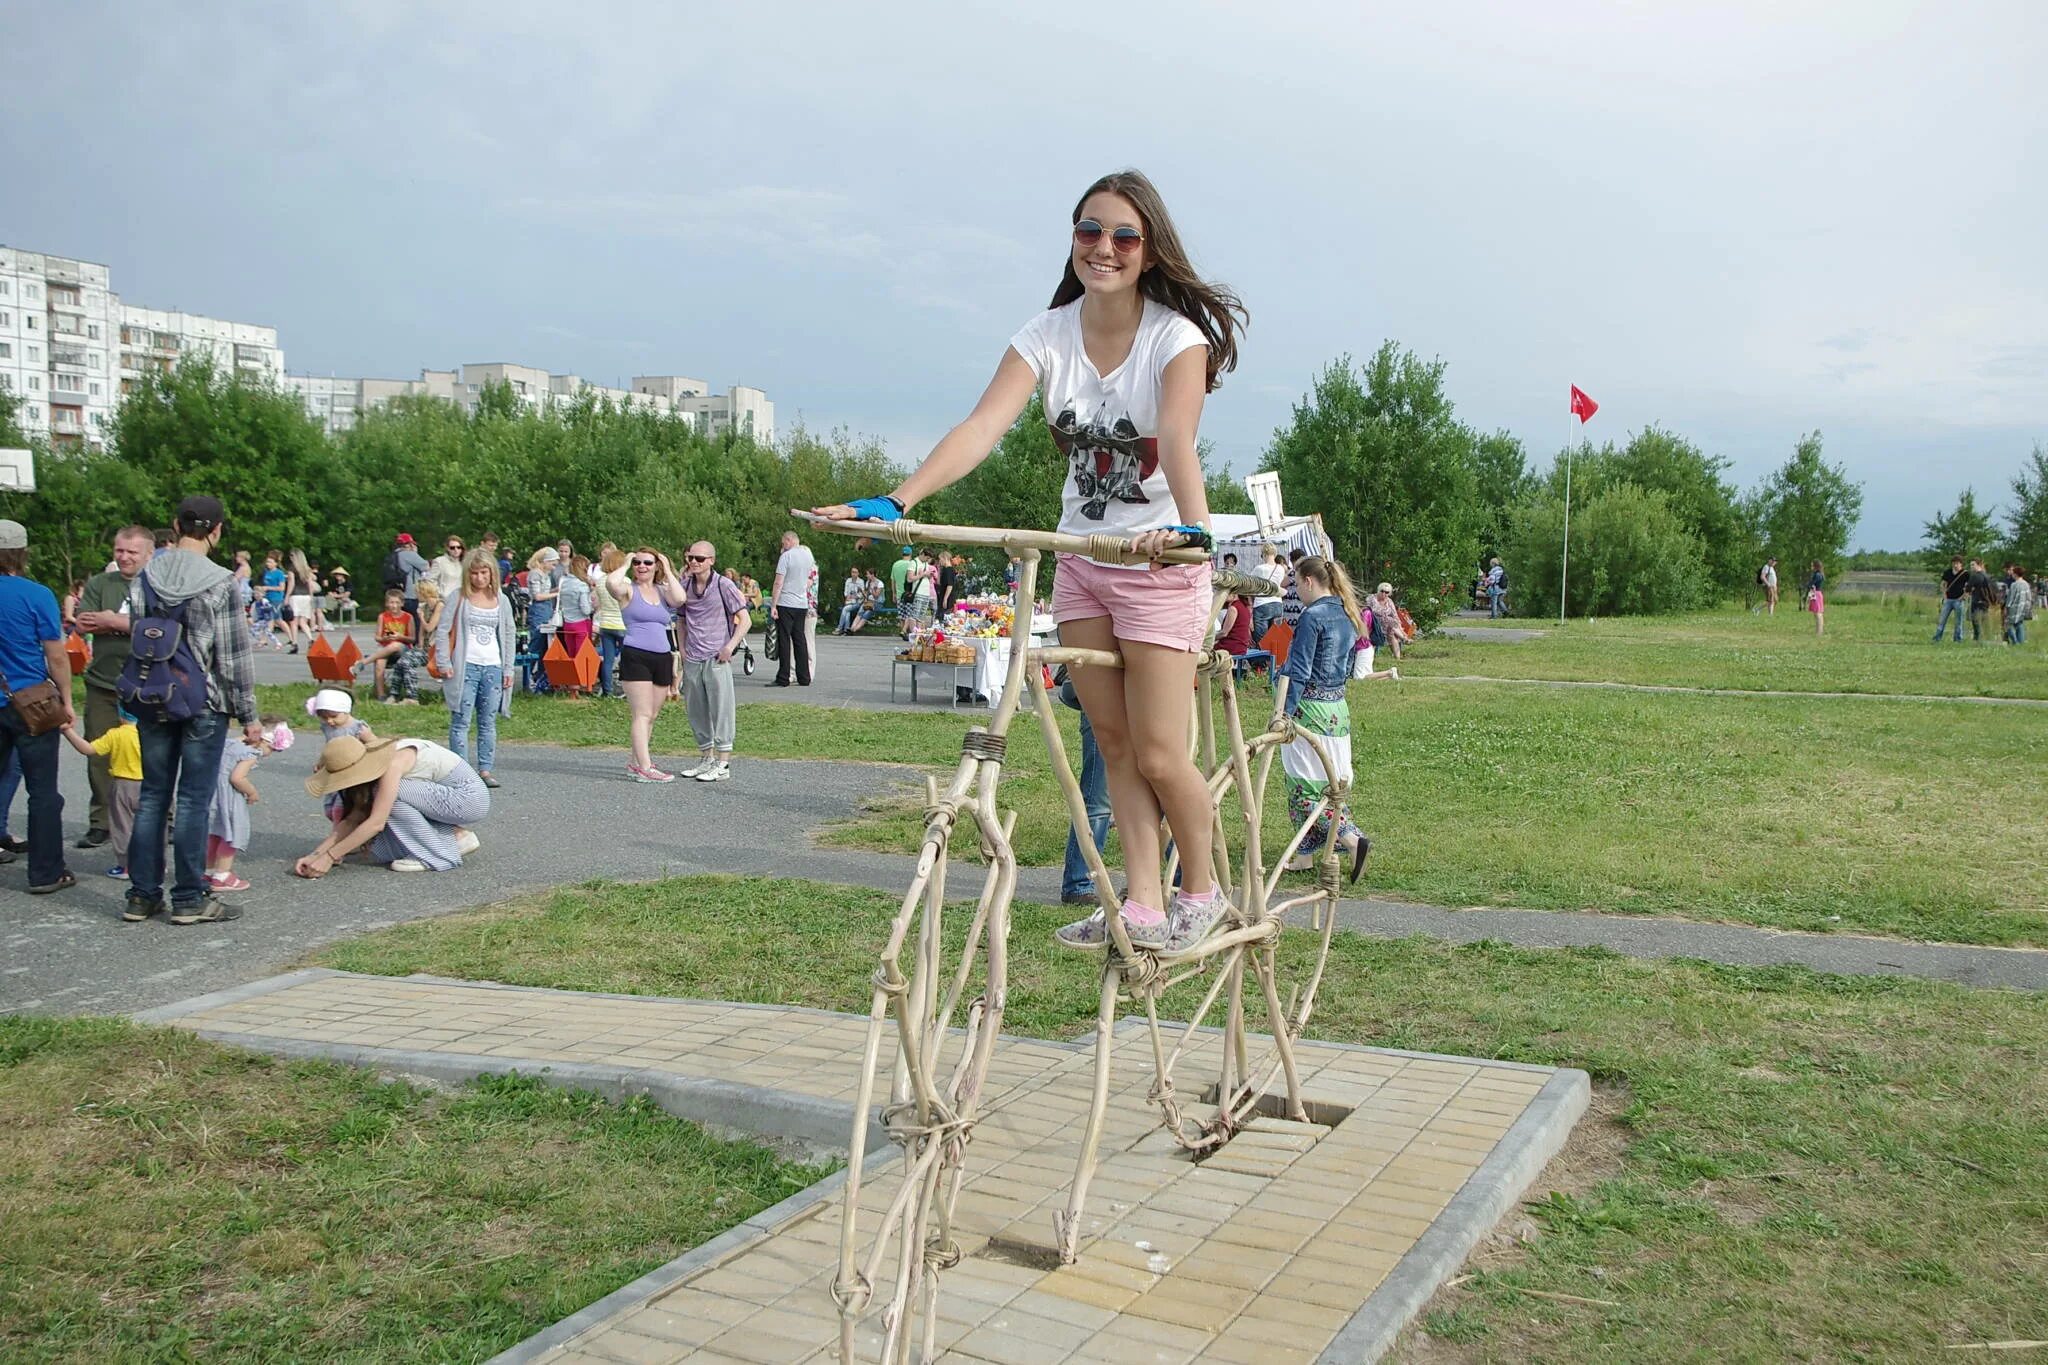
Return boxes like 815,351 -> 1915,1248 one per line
50,405 -> 85,435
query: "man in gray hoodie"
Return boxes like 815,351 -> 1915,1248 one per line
118,495 -> 256,925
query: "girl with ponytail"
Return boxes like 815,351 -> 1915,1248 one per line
1277,555 -> 1379,885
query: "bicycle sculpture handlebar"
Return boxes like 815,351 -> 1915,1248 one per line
801,512 -> 1345,1365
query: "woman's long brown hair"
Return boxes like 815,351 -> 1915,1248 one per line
1297,555 -> 1366,635
1050,169 -> 1247,392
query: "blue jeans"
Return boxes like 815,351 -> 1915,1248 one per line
448,662 -> 502,773
2007,619 -> 2026,646
837,603 -> 858,632
526,625 -> 553,692
0,746 -> 19,837
0,711 -> 64,886
130,710 -> 229,911
597,628 -> 625,696
1934,597 -> 1966,641
1488,586 -> 1505,618
1061,711 -> 1113,899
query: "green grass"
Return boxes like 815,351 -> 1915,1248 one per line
252,596 -> 2048,947
0,1016 -> 828,1363
1421,597 -> 2048,699
313,874 -> 2048,1363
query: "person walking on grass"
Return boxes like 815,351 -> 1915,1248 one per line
1966,558 -> 1994,642
1807,560 -> 1827,636
71,525 -> 152,850
0,519 -> 77,895
1935,556 -> 1968,642
435,550 -> 515,790
1760,557 -> 1779,615
676,541 -> 751,783
2004,564 -> 2033,646
605,547 -> 689,782
120,495 -> 256,925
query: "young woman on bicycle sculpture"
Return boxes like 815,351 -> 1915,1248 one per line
816,169 -> 1246,956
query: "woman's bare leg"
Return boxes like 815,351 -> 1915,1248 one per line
624,679 -> 660,769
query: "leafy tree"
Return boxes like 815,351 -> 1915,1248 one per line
0,445 -> 160,592
1507,482 -> 1712,616
2005,443 -> 2048,574
1203,464 -> 1255,516
1263,344 -> 1483,630
0,385 -> 23,446
1919,488 -> 2002,573
1469,429 -> 1529,566
921,394 -> 1066,581
1753,432 -> 1862,579
1533,426 -> 1751,599
112,357 -> 343,569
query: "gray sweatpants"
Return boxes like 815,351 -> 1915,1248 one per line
368,768 -> 491,871
682,658 -> 736,753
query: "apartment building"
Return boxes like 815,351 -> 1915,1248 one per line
119,305 -> 284,395
288,363 -> 775,442
1,244 -> 285,449
0,247 -> 122,447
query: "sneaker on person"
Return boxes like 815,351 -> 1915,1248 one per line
695,761 -> 731,782
454,830 -> 480,857
629,764 -> 676,784
388,858 -> 428,872
1054,908 -> 1115,950
207,872 -> 252,892
678,756 -> 708,779
169,896 -> 240,925
106,864 -> 128,878
1389,667 -> 1400,682
1139,891 -> 1234,956
122,893 -> 163,921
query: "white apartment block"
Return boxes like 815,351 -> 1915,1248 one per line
0,247 -> 122,447
288,363 -> 775,442
1,244 -> 285,450
119,305 -> 284,395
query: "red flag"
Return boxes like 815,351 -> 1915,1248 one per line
1569,385 -> 1599,423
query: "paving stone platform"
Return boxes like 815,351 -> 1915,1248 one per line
138,970 -> 1588,1364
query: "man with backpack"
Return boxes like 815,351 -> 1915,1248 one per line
116,495 -> 255,925
385,532 -> 431,634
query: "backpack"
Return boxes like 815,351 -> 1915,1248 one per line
117,577 -> 210,723
382,549 -> 407,590
1367,610 -> 1387,648
1756,566 -> 1767,586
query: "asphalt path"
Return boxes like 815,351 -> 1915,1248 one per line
10,625 -> 2045,1015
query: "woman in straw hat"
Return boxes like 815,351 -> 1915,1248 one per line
294,732 -> 488,876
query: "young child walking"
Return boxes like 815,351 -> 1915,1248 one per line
207,716 -> 292,891
818,168 -> 1246,956
61,706 -> 142,878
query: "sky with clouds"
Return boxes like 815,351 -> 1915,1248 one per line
5,0 -> 2041,549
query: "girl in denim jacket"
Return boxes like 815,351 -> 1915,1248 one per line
1278,556 -> 1373,886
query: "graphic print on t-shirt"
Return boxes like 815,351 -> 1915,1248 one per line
1049,407 -> 1160,522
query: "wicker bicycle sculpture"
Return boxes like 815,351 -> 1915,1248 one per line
800,514 -> 1348,1365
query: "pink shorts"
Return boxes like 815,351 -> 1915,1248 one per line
1052,554 -> 1213,653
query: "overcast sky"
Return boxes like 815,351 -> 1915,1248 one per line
6,1 -> 2042,549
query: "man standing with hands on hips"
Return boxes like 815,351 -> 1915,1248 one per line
72,525 -> 153,849
676,541 -> 752,782
769,530 -> 816,688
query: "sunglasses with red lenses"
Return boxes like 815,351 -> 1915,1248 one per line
1073,219 -> 1144,254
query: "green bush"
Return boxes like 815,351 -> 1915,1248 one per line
1507,482 -> 1712,616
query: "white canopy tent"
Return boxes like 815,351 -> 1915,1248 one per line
1210,512 -> 1327,565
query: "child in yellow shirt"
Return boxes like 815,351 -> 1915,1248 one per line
62,708 -> 141,877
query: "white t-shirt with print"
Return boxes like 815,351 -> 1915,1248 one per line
1008,297 -> 1209,568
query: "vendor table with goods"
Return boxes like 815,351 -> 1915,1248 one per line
891,594 -> 1049,708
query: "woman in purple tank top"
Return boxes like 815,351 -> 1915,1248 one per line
604,547 -> 688,782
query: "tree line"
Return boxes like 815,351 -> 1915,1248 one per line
4,350 -> 2041,629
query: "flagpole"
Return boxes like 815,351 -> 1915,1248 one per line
1560,400 -> 1574,624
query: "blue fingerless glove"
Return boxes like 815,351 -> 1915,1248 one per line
1162,524 -> 1214,551
846,496 -> 905,523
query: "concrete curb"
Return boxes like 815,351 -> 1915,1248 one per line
484,1146 -> 899,1365
1318,1066 -> 1592,1363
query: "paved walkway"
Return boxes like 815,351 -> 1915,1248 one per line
9,732 -> 2045,1018
139,969 -> 1588,1365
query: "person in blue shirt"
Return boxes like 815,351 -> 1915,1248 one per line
1277,555 -> 1372,887
0,518 -> 78,893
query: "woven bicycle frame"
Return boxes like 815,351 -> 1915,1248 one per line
801,515 -> 1345,1365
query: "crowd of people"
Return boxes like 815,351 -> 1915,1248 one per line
1932,556 -> 2036,646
